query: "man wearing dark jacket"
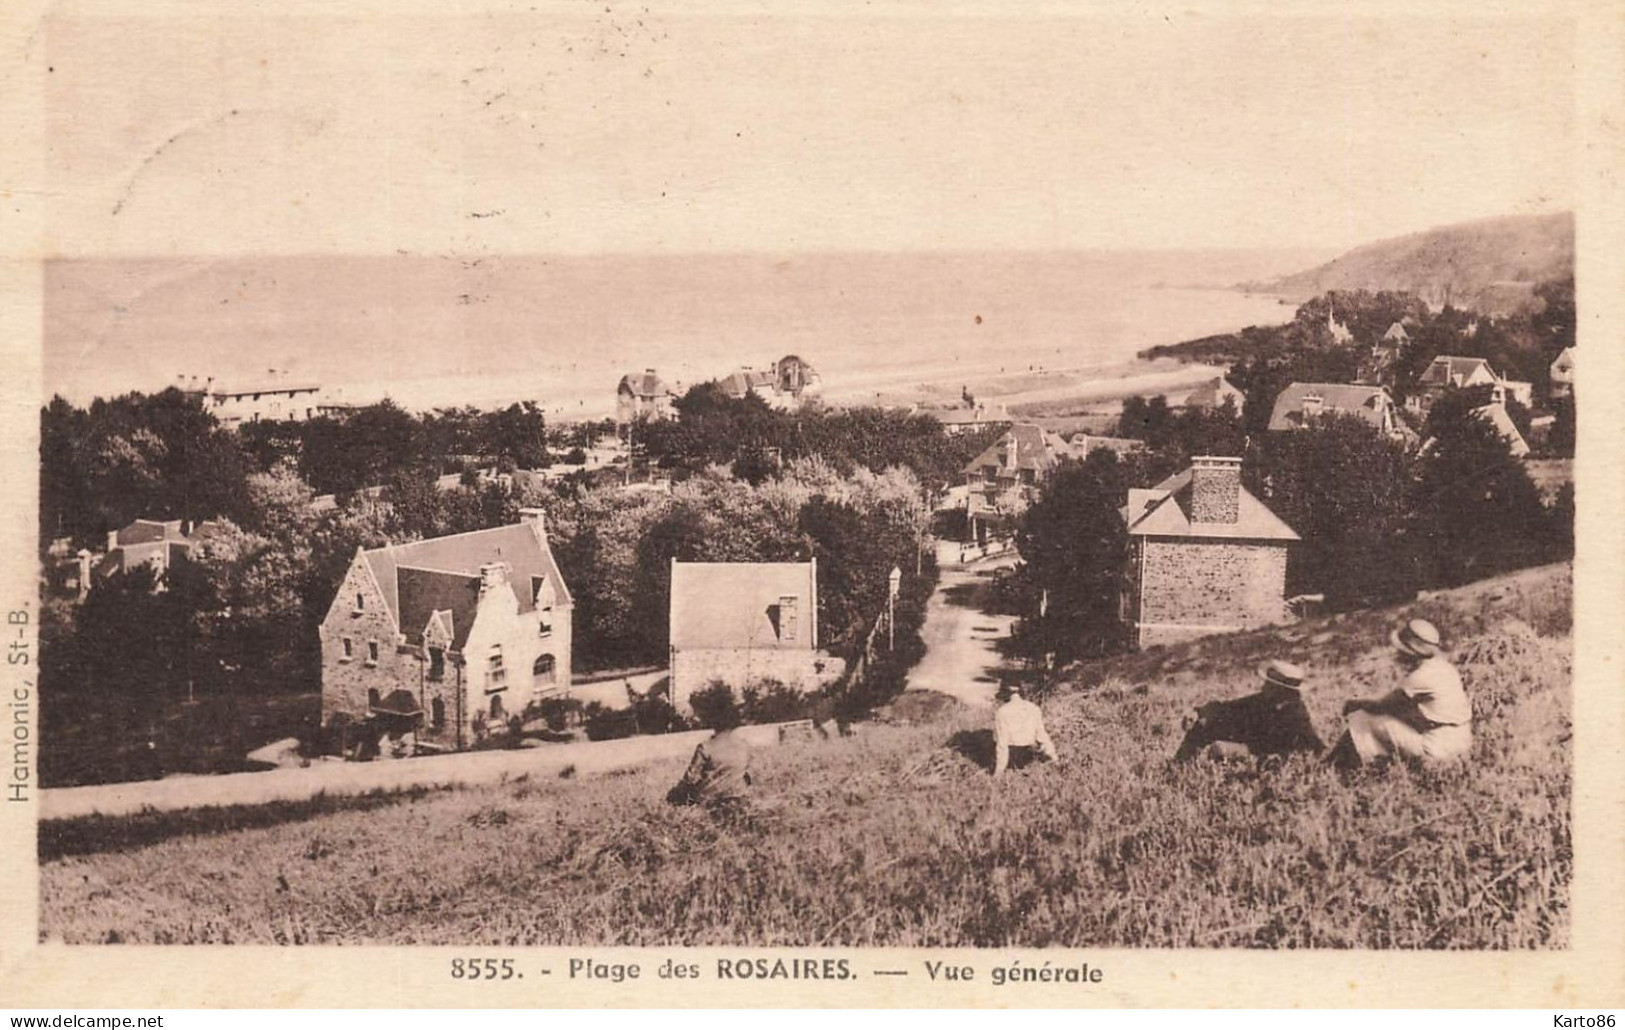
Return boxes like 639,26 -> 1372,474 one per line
1175,659 -> 1323,762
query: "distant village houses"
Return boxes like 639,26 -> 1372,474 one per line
1268,382 -> 1401,437
961,423 -> 1139,544
667,559 -> 839,711
616,369 -> 676,424
1119,456 -> 1300,648
717,354 -> 822,409
1407,356 -> 1532,413
318,509 -> 573,751
191,370 -> 325,428
931,400 -> 1013,435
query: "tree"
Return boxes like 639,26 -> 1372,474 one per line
1411,403 -> 1552,588
1246,414 -> 1418,608
1011,451 -> 1130,663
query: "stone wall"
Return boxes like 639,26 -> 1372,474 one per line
318,557 -> 415,722
1135,538 -> 1289,647
670,648 -> 837,711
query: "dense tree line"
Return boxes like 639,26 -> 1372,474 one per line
639,384 -> 1002,492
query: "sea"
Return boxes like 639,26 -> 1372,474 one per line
44,250 -> 1322,419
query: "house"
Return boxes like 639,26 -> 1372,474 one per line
667,560 -> 837,711
616,369 -> 676,423
1183,376 -> 1246,414
203,370 -> 323,428
1326,310 -> 1354,345
1119,456 -> 1299,648
1357,324 -> 1410,385
1549,347 -> 1575,398
717,355 -> 822,410
931,402 -> 1013,435
1267,383 -> 1399,436
962,423 -> 1070,544
1407,355 -> 1522,413
318,508 -> 573,750
93,517 -> 226,588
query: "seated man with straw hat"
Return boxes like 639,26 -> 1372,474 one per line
1175,659 -> 1323,762
1328,618 -> 1472,768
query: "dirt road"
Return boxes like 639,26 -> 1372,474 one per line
905,551 -> 1021,708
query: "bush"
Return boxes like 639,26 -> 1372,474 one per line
563,446 -> 588,466
627,683 -> 688,736
740,680 -> 813,724
689,681 -> 743,731
531,696 -> 584,733
581,703 -> 638,742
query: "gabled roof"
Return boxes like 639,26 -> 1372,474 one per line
718,368 -> 777,399
1383,321 -> 1410,342
618,371 -> 669,398
670,561 -> 817,651
1184,376 -> 1244,410
1267,383 -> 1393,432
1473,404 -> 1530,457
1419,355 -> 1497,388
1550,347 -> 1575,373
113,519 -> 186,546
1120,468 -> 1299,542
962,423 -> 1064,476
357,521 -> 572,647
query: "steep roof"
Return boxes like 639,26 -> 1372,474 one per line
1184,376 -> 1244,410
1419,355 -> 1497,388
1121,468 -> 1299,542
114,519 -> 186,546
1473,404 -> 1531,457
669,561 -> 817,651
1550,347 -> 1575,374
1267,383 -> 1393,432
1383,321 -> 1410,342
719,368 -> 777,399
357,521 -> 572,645
962,423 -> 1064,476
618,371 -> 669,399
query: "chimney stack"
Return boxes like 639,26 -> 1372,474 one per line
478,561 -> 510,596
517,507 -> 547,541
1189,456 -> 1242,525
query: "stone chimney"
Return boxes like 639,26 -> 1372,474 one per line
478,561 -> 510,596
1189,456 -> 1242,524
518,507 -> 547,542
1300,393 -> 1325,419
106,529 -> 119,551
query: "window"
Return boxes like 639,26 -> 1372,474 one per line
340,637 -> 353,661
431,697 -> 446,730
366,640 -> 379,665
368,688 -> 381,709
539,613 -> 552,636
778,595 -> 798,641
486,645 -> 506,689
533,654 -> 556,685
354,591 -> 365,613
427,647 -> 445,682
489,693 -> 505,721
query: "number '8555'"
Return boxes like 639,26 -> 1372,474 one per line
451,958 -> 518,980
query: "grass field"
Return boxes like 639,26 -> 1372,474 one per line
39,564 -> 1571,948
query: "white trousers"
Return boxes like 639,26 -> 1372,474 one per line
1347,710 -> 1472,763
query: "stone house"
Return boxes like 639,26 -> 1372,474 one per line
667,560 -> 837,711
318,509 -> 573,749
1119,456 -> 1299,648
717,355 -> 821,410
1267,383 -> 1400,437
616,369 -> 676,423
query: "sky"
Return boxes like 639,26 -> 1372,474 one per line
38,2 -> 1576,257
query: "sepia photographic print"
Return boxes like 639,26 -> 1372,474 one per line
2,0 -> 1623,1009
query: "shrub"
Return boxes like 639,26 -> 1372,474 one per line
689,681 -> 742,731
581,703 -> 638,742
740,680 -> 813,724
532,696 -> 584,733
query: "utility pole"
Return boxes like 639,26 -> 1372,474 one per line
888,565 -> 901,652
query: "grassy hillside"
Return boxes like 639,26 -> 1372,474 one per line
40,564 -> 1571,948
1250,212 -> 1573,315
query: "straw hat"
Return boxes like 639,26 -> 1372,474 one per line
1259,659 -> 1307,692
1390,618 -> 1443,658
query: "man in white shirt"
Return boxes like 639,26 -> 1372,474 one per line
993,683 -> 1059,777
1329,618 -> 1473,767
